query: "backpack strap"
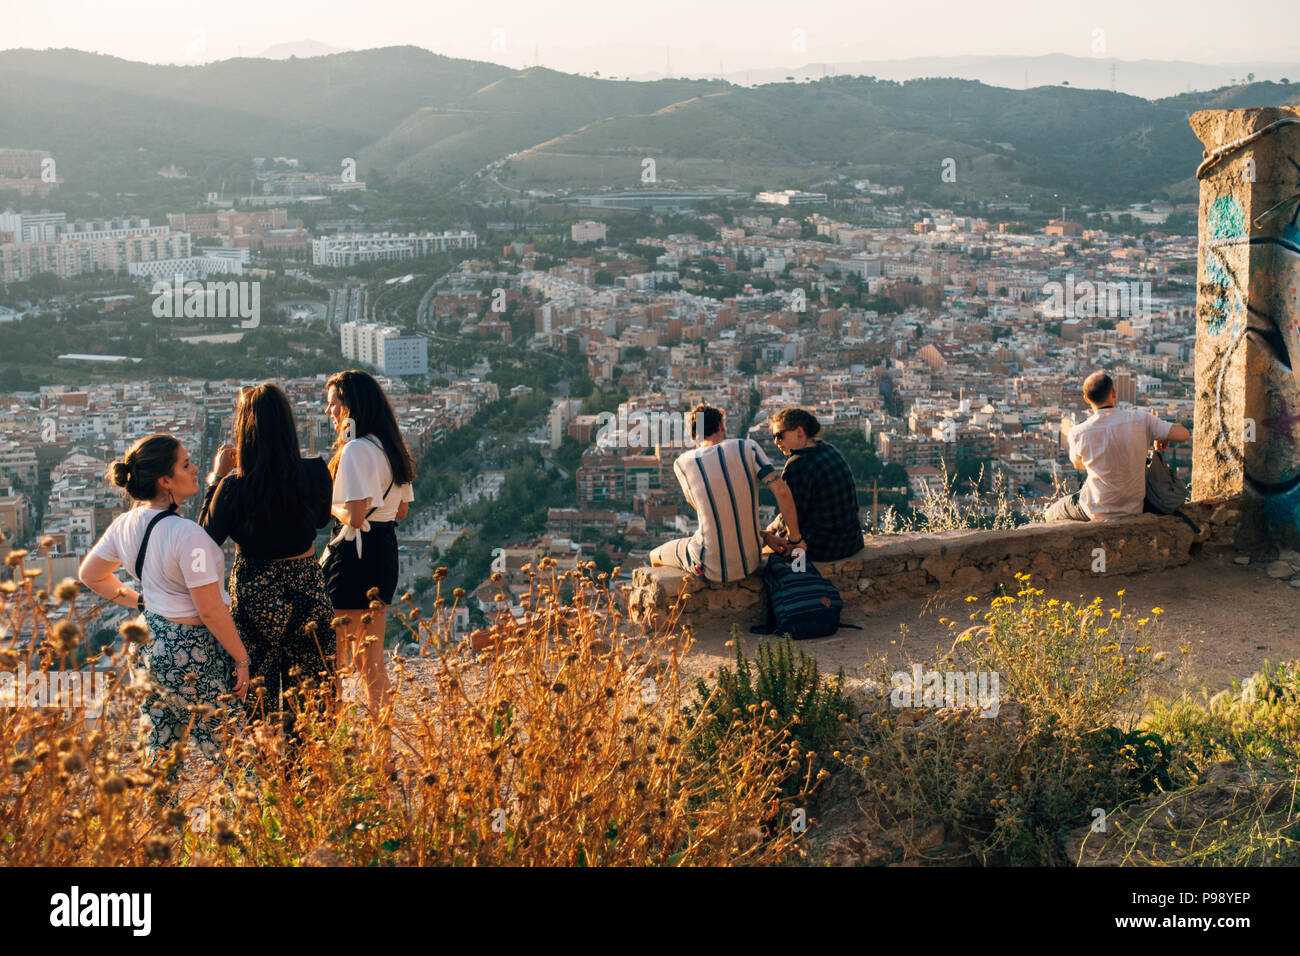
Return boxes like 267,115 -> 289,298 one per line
134,503 -> 179,613
1172,510 -> 1204,535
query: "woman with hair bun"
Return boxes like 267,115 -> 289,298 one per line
78,434 -> 249,768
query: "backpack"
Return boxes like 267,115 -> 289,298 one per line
751,551 -> 856,640
1144,449 -> 1189,514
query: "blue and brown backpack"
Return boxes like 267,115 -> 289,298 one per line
751,551 -> 859,640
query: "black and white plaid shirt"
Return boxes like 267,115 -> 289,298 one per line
774,440 -> 864,561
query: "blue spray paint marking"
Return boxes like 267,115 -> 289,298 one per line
1206,195 -> 1247,336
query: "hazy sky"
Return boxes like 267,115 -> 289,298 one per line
4,0 -> 1298,73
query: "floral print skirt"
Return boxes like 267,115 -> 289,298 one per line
140,609 -> 241,764
230,552 -> 337,732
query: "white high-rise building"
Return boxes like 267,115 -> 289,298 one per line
0,211 -> 66,244
339,321 -> 361,360
312,231 -> 478,267
339,321 -> 427,376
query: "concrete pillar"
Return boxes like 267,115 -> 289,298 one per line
1191,107 -> 1300,550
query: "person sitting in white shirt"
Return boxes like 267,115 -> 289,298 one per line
1044,370 -> 1191,522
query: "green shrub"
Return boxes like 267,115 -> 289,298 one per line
686,630 -> 854,793
849,578 -> 1184,864
1147,660 -> 1300,775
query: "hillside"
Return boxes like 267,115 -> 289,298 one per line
1,46 -> 1298,204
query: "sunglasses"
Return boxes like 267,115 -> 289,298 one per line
772,429 -> 789,441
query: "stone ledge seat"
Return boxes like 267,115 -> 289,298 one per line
626,501 -> 1237,629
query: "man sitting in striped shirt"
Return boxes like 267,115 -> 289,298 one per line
650,404 -> 801,584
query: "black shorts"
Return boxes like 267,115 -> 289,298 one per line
322,520 -> 398,610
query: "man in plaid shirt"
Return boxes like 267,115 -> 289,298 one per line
761,407 -> 866,562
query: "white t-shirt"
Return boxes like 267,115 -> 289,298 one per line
333,435 -> 414,522
1070,407 -> 1174,520
90,506 -> 230,619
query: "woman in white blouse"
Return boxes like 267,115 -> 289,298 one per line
321,370 -> 416,745
79,434 -> 250,770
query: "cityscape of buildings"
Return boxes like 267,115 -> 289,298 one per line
0,144 -> 1201,629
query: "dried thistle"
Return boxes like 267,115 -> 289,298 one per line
52,620 -> 82,653
119,618 -> 151,646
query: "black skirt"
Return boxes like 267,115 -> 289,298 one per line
322,520 -> 399,610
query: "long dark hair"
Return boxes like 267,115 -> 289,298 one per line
326,369 -> 416,485
234,383 -> 308,528
108,434 -> 181,502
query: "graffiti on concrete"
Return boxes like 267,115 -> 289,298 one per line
1201,179 -> 1300,532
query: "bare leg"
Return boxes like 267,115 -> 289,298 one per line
335,608 -> 394,776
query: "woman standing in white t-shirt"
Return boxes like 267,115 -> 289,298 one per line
78,434 -> 250,769
322,370 -> 415,739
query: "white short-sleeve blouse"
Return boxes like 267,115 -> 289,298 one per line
332,435 -> 414,523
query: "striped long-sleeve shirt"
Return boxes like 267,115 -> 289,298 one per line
672,438 -> 775,583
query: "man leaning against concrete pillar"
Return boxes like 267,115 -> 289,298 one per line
1043,370 -> 1191,522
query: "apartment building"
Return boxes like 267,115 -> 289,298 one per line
0,490 -> 31,545
311,231 -> 478,266
576,451 -> 665,507
339,321 -> 428,376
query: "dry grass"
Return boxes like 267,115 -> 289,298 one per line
880,462 -> 1064,533
1,551 -> 809,866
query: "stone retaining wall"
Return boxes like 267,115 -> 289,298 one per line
626,499 -> 1240,629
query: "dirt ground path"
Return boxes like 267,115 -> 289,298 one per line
675,550 -> 1300,695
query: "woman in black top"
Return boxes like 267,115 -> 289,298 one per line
199,383 -> 335,746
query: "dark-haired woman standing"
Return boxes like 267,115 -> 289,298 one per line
78,435 -> 250,767
321,370 -> 415,736
199,383 -> 336,744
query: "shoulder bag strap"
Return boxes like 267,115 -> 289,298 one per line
362,434 -> 394,518
134,504 -> 179,613
327,441 -> 393,552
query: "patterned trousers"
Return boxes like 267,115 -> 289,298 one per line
140,609 -> 241,766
